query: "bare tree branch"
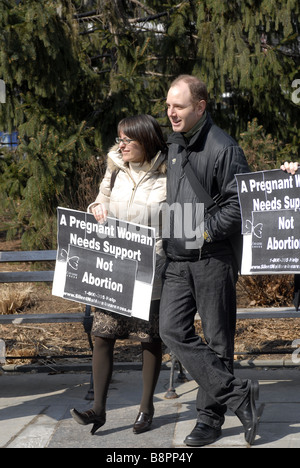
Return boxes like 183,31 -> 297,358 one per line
128,2 -> 188,24
73,1 -> 189,26
127,0 -> 155,16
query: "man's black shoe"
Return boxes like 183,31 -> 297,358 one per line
184,422 -> 221,447
235,380 -> 261,446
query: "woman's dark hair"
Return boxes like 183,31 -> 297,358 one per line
117,114 -> 167,164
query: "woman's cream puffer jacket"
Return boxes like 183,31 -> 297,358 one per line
88,145 -> 167,300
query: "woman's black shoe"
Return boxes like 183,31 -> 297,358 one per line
133,410 -> 154,434
70,408 -> 106,435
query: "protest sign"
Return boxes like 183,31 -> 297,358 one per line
235,169 -> 300,274
52,207 -> 156,321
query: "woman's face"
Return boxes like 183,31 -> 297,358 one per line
118,131 -> 145,164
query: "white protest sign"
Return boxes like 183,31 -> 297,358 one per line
52,207 -> 156,321
235,169 -> 300,274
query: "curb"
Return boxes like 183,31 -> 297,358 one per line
1,358 -> 300,374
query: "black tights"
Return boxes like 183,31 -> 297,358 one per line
92,336 -> 162,416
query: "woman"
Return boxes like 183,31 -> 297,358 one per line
71,115 -> 167,435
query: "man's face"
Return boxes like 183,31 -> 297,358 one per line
166,81 -> 206,133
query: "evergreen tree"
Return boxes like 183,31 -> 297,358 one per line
193,0 -> 300,143
0,0 -> 298,249
0,0 -> 102,248
72,0 -> 299,144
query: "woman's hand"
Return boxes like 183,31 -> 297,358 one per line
91,204 -> 108,223
281,161 -> 299,175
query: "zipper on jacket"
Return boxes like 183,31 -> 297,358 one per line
129,181 -> 137,209
109,150 -> 164,219
126,151 -> 163,212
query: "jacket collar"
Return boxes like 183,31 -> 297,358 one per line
107,144 -> 167,175
167,112 -> 213,151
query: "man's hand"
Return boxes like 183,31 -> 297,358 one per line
281,161 -> 299,175
91,203 -> 108,223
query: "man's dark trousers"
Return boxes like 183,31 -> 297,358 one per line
159,253 -> 249,429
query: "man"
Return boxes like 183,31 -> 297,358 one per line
159,75 -> 260,447
281,161 -> 298,174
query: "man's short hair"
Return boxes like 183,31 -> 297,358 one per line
170,75 -> 208,104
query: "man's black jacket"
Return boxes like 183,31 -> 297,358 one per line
164,113 -> 250,264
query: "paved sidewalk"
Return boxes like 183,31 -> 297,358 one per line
1,366 -> 300,449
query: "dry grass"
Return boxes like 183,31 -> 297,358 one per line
0,285 -> 91,364
0,285 -> 36,315
237,275 -> 294,308
195,317 -> 300,359
0,238 -> 298,364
